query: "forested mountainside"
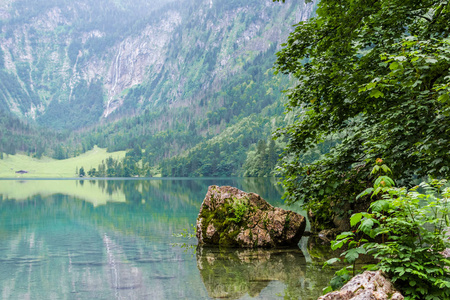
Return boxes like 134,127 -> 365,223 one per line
0,110 -> 68,158
0,0 -> 318,177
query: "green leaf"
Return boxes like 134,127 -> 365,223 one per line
356,188 -> 373,199
389,61 -> 401,70
335,231 -> 355,240
331,238 -> 347,250
381,164 -> 392,174
371,165 -> 380,174
324,257 -> 340,267
370,200 -> 390,212
438,94 -> 449,102
369,89 -> 384,98
350,213 -> 364,227
359,218 -> 375,235
344,248 -> 365,263
322,286 -> 333,294
374,176 -> 395,188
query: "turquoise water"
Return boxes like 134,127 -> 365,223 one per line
0,178 -> 334,299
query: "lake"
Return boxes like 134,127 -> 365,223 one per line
0,178 -> 335,299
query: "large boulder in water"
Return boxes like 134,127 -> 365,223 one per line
196,185 -> 306,248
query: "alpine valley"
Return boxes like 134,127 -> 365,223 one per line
0,0 -> 317,177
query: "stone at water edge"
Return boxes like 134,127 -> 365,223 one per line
196,185 -> 306,248
318,271 -> 404,300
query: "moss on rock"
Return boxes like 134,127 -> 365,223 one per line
196,185 -> 306,248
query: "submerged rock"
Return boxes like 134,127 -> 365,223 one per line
318,271 -> 404,300
196,185 -> 306,248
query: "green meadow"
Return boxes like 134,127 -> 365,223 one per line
0,146 -> 126,178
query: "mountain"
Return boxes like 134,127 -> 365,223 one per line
0,0 -> 318,176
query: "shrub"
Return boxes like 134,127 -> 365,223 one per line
324,164 -> 450,299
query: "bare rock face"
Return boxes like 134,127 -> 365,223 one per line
318,271 -> 404,300
196,185 -> 306,248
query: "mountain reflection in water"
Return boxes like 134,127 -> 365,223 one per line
0,178 -> 334,299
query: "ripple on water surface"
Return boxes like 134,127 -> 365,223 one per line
0,178 -> 335,299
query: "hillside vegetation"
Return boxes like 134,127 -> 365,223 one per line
0,0 -> 318,177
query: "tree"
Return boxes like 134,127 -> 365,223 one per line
275,0 -> 450,231
87,168 -> 97,177
79,166 -> 85,177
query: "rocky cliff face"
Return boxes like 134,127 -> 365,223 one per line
101,10 -> 182,116
0,0 -> 317,129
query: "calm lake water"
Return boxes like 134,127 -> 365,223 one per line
0,178 -> 334,299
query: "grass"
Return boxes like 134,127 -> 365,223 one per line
0,146 -> 126,178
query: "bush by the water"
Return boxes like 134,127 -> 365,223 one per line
325,165 -> 450,300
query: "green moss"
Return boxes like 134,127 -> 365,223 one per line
263,217 -> 268,229
199,193 -> 253,246
227,198 -> 249,223
284,213 -> 291,230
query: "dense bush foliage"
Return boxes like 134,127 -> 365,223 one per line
325,164 -> 450,299
275,0 -> 450,229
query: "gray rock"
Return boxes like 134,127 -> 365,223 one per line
196,185 -> 306,248
442,248 -> 450,258
318,271 -> 404,300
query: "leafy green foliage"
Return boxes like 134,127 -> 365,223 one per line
325,166 -> 450,299
275,0 -> 450,229
364,179 -> 450,299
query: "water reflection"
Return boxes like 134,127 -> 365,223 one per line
0,178 -> 332,299
197,247 -> 306,299
0,178 -> 287,208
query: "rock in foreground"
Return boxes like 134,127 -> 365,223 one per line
196,185 -> 306,248
318,271 -> 404,300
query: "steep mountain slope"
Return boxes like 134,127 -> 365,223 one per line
0,0 -> 316,129
0,0 -> 173,127
0,0 -> 318,176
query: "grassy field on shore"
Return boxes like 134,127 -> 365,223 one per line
0,146 -> 126,178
